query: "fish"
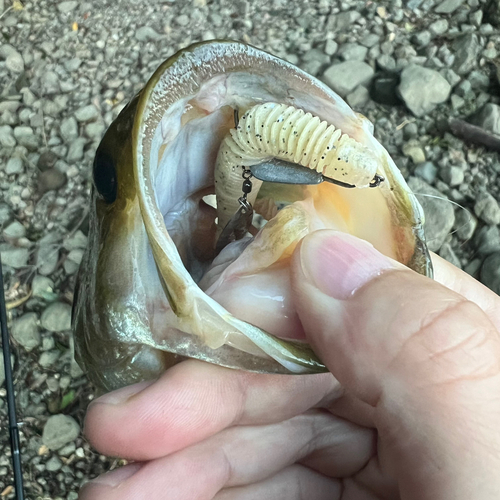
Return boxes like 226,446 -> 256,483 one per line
72,40 -> 432,392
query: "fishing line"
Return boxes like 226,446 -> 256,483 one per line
0,254 -> 25,500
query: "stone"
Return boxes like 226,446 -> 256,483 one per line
439,242 -> 462,268
38,168 -> 67,194
429,19 -> 449,36
398,65 -> 451,117
402,142 -> 426,164
60,116 -> 78,142
435,0 -> 465,13
39,350 -> 61,368
415,161 -> 437,184
346,85 -> 370,109
63,230 -> 88,250
0,125 -> 16,147
135,26 -> 162,42
481,252 -> 500,295
6,157 -> 23,175
407,177 -> 455,252
475,225 -> 500,255
335,11 -> 361,30
57,0 -> 78,12
85,121 -> 105,138
337,43 -> 367,61
451,94 -> 465,111
440,165 -> 464,186
74,105 -> 99,122
324,39 -> 338,56
37,151 -> 58,172
0,245 -> 29,268
42,415 -> 80,450
454,208 -> 477,241
3,221 -> 26,240
412,31 -> 431,48
360,33 -> 380,48
40,71 -> 60,95
11,313 -> 40,350
371,74 -> 400,106
323,61 -> 374,97
6,50 -> 24,74
64,249 -> 84,274
474,192 -> 500,225
67,137 -> 87,163
452,34 -> 481,75
473,104 -> 500,136
14,126 -> 38,150
36,243 -> 60,276
41,302 -> 72,332
32,275 -> 55,299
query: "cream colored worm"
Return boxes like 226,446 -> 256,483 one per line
214,102 -> 380,230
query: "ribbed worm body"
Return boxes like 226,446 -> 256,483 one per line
214,102 -> 380,230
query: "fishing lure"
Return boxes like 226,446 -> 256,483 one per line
214,102 -> 384,230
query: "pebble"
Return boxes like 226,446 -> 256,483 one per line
371,74 -> 400,106
398,65 -> 451,117
402,142 -> 426,164
39,350 -> 61,368
3,221 -> 26,240
74,105 -> 99,122
11,313 -> 41,351
414,161 -> 438,184
6,157 -> 23,175
337,43 -> 367,61
475,225 -> 500,255
38,168 -> 67,194
440,165 -> 464,186
45,456 -> 63,472
335,11 -> 361,30
64,249 -> 84,274
439,242 -> 462,268
6,50 -> 24,74
323,61 -> 374,97
0,245 -> 29,268
37,151 -> 58,172
42,415 -> 80,450
0,125 -> 16,147
429,19 -> 449,36
474,192 -> 500,225
454,209 -> 477,241
63,230 -> 88,250
407,177 -> 455,252
452,34 -> 481,75
60,116 -> 79,142
324,39 -> 338,56
57,0 -> 78,13
32,275 -> 56,299
41,71 -> 60,95
67,137 -> 87,163
346,85 -> 370,109
135,26 -> 163,42
435,0 -> 465,13
41,302 -> 72,332
36,242 -> 60,275
481,252 -> 500,295
473,104 -> 500,136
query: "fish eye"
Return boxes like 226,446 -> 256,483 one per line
93,149 -> 117,204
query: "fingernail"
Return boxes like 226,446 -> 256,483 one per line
91,380 -> 155,406
299,230 -> 399,300
79,463 -> 143,497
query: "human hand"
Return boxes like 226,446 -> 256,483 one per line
80,230 -> 500,499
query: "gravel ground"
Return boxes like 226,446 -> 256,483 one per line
1,0 -> 500,498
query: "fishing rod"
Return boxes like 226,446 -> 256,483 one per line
0,253 -> 25,500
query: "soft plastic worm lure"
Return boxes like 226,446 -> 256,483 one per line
214,102 -> 384,231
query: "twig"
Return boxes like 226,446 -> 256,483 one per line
449,119 -> 500,153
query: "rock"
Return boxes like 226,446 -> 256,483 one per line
60,116 -> 79,142
0,203 -> 12,227
11,313 -> 40,350
398,65 -> 451,117
42,415 -> 80,450
407,177 -> 455,252
85,121 -> 105,139
474,192 -> 500,225
451,94 -> 465,111
337,43 -> 367,61
0,125 -> 16,147
39,350 -> 61,368
440,165 -> 464,186
32,275 -> 55,299
346,85 -> 370,109
324,39 -> 338,56
67,137 -> 87,163
481,252 -> 500,295
40,302 -> 72,332
74,105 -> 99,122
475,225 -> 500,255
414,161 -> 438,184
36,243 -> 60,275
40,71 -> 60,95
435,0 -> 465,13
3,221 -> 26,240
335,11 -> 361,30
371,74 -> 400,105
64,249 -> 84,274
360,33 -> 380,48
323,61 -> 374,97
439,242 -> 461,268
63,230 -> 88,250
6,50 -> 24,74
429,19 -> 449,36
473,104 -> 500,136
452,34 -> 481,75
0,245 -> 29,268
57,0 -> 78,13
176,14 -> 190,26
37,151 -> 58,172
454,208 -> 477,240
402,142 -> 426,164
376,54 -> 396,72
38,168 -> 67,194
5,157 -> 23,175
135,26 -> 162,42
412,31 -> 431,48
45,456 -> 62,472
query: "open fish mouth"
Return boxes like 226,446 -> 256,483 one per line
73,41 -> 432,392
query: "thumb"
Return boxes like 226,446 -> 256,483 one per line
291,230 -> 500,499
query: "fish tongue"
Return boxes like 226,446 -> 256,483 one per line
201,201 -> 316,340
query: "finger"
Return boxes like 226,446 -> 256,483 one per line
79,411 -> 373,500
213,465 -> 342,500
291,230 -> 500,499
84,359 -> 337,460
431,252 -> 500,329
